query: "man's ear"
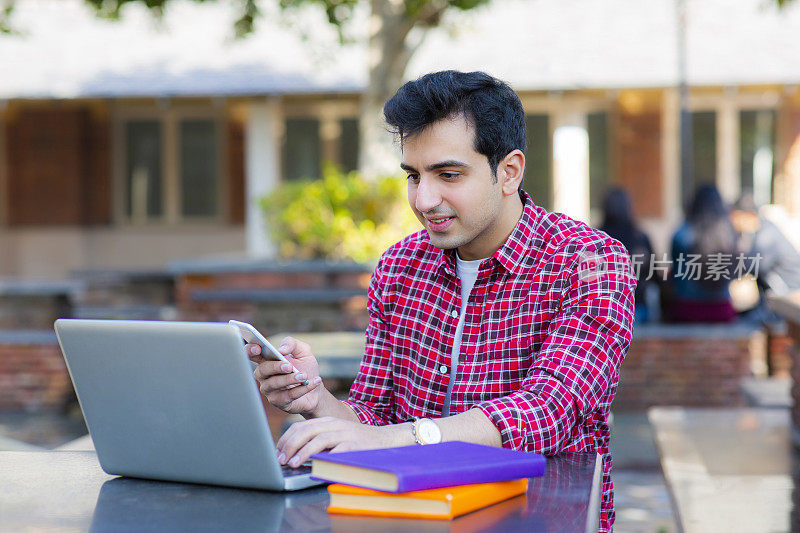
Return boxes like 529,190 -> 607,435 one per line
499,149 -> 525,196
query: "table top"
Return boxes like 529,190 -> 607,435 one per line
769,289 -> 800,326
649,407 -> 797,533
0,450 -> 600,533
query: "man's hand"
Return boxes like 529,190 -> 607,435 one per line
275,417 -> 412,468
249,336 -> 325,416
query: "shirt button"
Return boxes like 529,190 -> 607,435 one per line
439,365 -> 448,374
451,310 -> 458,319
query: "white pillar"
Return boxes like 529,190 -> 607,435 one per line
552,111 -> 590,222
319,104 -> 342,167
717,100 -> 740,204
245,99 -> 283,257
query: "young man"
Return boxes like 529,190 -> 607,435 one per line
250,71 -> 635,532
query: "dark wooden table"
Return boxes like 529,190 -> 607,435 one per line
0,451 -> 600,532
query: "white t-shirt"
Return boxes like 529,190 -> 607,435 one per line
441,254 -> 484,416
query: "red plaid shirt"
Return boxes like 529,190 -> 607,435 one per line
344,192 -> 636,532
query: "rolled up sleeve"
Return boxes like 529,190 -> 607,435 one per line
343,256 -> 396,426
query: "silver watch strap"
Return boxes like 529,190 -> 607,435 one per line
411,417 -> 424,445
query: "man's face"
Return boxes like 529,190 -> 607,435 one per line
400,115 -> 508,260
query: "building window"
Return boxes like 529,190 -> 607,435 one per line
689,111 -> 717,196
588,112 -> 610,212
740,109 -> 775,205
180,119 -> 219,217
125,120 -> 163,220
339,118 -> 359,173
120,111 -> 223,224
283,118 -> 321,181
524,114 -> 551,210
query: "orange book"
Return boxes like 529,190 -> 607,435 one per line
326,478 -> 528,520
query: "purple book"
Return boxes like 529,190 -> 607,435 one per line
310,441 -> 546,493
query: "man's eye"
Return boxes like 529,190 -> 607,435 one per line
406,174 -> 420,182
441,172 -> 459,180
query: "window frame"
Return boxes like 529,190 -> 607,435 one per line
684,92 -> 780,207
113,103 -> 228,226
280,98 -> 360,182
519,94 -> 615,221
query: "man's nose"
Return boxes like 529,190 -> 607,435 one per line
415,177 -> 442,213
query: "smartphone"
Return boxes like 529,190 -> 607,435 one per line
228,320 -> 308,385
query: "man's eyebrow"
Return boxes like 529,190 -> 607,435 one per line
427,160 -> 470,171
400,160 -> 471,172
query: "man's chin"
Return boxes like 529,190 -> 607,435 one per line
425,231 -> 464,251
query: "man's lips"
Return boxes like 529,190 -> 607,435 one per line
425,216 -> 454,232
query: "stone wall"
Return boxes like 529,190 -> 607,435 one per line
0,333 -> 71,412
172,260 -> 372,335
766,293 -> 800,444
614,324 -> 762,410
0,263 -> 776,414
787,322 -> 800,434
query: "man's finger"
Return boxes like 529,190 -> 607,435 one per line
267,377 -> 321,408
258,370 -> 309,390
260,378 -> 305,401
246,344 -> 264,362
283,376 -> 321,400
330,441 -> 355,453
279,336 -> 313,360
288,432 -> 342,467
254,361 -> 293,381
277,417 -> 334,459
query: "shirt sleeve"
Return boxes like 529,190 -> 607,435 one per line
475,241 -> 636,454
342,255 -> 396,426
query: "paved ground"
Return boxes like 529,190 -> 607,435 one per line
0,409 -> 86,450
611,411 -> 678,533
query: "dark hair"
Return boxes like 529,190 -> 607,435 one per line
383,71 -> 526,178
599,187 -> 653,304
687,184 -> 730,224
685,184 -> 737,287
601,187 -> 634,229
600,187 -> 640,252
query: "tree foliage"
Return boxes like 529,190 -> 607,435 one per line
37,0 -> 490,41
260,164 -> 419,261
84,0 -> 261,37
1,0 -> 797,38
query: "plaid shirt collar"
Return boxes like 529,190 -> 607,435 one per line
436,190 -> 541,276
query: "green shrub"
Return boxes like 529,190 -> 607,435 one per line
260,164 -> 421,262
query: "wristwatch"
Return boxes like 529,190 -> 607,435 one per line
412,417 -> 442,445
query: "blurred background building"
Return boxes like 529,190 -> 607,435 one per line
0,0 -> 799,278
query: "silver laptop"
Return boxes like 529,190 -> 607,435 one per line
54,319 -> 322,491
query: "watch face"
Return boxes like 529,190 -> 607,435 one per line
418,419 -> 441,444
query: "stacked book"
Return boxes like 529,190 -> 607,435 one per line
309,441 -> 546,519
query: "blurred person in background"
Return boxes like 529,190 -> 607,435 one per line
599,187 -> 654,323
730,190 -> 800,323
665,184 -> 737,323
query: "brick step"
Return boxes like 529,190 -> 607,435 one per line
188,287 -> 366,303
72,305 -> 177,321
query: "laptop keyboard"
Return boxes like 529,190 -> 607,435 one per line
281,462 -> 313,477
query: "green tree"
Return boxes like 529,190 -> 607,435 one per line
260,164 -> 419,261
